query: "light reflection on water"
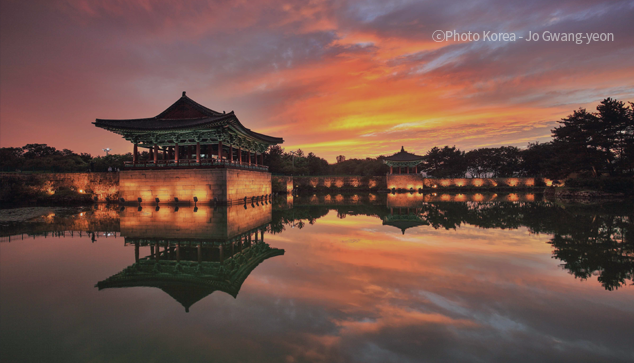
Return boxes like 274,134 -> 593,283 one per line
1,193 -> 633,363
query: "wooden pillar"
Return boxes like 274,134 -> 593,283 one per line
175,143 -> 179,163
254,152 -> 258,166
197,244 -> 202,263
229,145 -> 233,163
154,145 -> 158,164
248,151 -> 252,165
135,241 -> 139,262
176,242 -> 180,262
407,166 -> 410,174
415,165 -> 418,173
196,142 -> 200,163
390,166 -> 393,174
260,229 -> 264,242
260,153 -> 264,166
149,147 -> 153,160
238,147 -> 242,164
218,141 -> 223,161
133,144 -> 138,164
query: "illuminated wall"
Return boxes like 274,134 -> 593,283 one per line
292,176 -> 548,191
119,169 -> 271,205
387,174 -> 424,190
0,172 -> 120,202
293,176 -> 386,190
272,176 -> 294,193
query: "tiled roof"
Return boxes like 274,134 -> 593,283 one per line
94,92 -> 283,144
383,146 -> 424,161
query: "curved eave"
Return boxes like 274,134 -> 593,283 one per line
94,113 -> 284,145
93,114 -> 235,132
226,116 -> 284,145
383,155 -> 424,162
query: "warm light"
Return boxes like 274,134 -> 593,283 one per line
79,189 -> 84,193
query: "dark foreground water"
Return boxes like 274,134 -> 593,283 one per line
1,193 -> 633,363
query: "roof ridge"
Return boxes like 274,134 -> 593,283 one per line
155,93 -> 222,119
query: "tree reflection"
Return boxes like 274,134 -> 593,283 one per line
548,215 -> 633,290
286,196 -> 634,290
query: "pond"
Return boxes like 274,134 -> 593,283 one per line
1,193 -> 633,362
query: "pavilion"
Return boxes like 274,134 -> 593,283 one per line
94,93 -> 283,205
384,147 -> 425,191
94,92 -> 283,170
383,146 -> 424,174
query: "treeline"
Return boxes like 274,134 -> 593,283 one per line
0,144 -> 132,172
2,98 -> 632,178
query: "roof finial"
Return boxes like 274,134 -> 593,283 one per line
401,146 -> 405,152
182,91 -> 186,97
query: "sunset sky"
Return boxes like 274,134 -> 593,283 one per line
1,0 -> 633,162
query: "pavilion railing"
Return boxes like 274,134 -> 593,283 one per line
124,159 -> 269,171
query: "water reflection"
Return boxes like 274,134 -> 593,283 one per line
278,194 -> 634,290
2,195 -> 633,291
2,193 -> 633,362
97,206 -> 284,312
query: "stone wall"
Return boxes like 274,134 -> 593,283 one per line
293,176 -> 386,190
387,174 -> 424,190
226,169 -> 271,204
0,172 -> 119,202
272,176 -> 294,193
119,169 -> 272,205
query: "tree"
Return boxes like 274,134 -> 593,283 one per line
421,146 -> 467,178
521,142 -> 559,177
264,145 -> 285,174
307,152 -> 329,175
551,98 -> 634,177
22,144 -> 61,159
0,147 -> 25,170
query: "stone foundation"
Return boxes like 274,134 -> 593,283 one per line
387,174 -> 424,190
119,169 -> 271,205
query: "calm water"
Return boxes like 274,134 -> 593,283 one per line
1,193 -> 633,363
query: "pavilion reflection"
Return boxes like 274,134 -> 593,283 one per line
96,204 -> 284,312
